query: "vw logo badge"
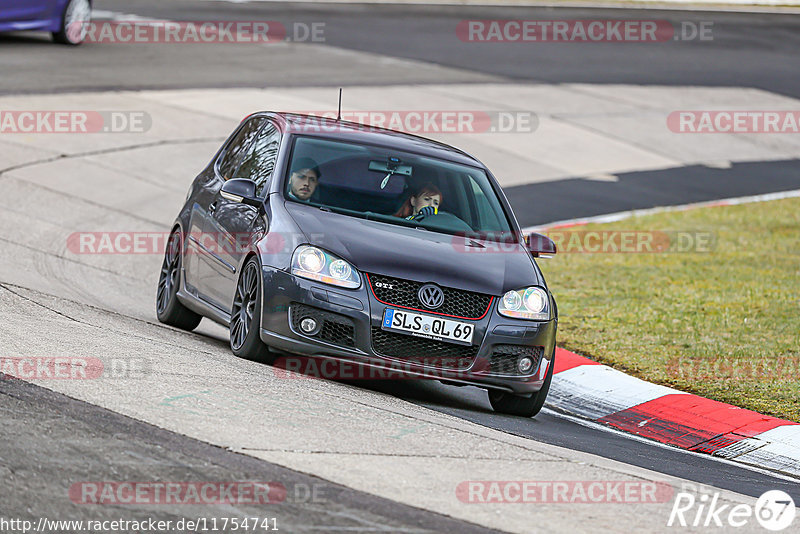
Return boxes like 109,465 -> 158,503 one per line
418,284 -> 444,310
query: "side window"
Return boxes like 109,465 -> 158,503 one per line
217,117 -> 265,180
470,177 -> 502,230
233,121 -> 281,196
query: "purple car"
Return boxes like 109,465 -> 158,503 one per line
0,0 -> 91,45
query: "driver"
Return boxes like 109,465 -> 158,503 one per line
287,157 -> 321,202
394,183 -> 443,221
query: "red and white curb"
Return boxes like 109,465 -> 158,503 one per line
546,348 -> 800,478
526,190 -> 800,476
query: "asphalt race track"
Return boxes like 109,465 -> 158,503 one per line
1,1 -> 799,532
2,1 -> 799,97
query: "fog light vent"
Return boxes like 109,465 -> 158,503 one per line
489,345 -> 544,376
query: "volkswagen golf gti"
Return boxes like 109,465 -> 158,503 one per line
156,112 -> 558,417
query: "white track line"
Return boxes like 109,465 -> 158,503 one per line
523,188 -> 800,232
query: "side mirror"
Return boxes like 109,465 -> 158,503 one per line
220,178 -> 261,208
525,232 -> 557,258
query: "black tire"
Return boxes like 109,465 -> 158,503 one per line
156,230 -> 202,331
488,347 -> 556,417
230,257 -> 274,362
52,0 -> 91,45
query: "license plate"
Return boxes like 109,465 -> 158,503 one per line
381,308 -> 474,346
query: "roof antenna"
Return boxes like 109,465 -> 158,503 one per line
337,88 -> 342,121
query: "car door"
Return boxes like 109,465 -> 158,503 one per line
187,116 -> 266,308
0,0 -> 51,22
199,119 -> 281,312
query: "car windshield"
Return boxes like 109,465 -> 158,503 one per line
283,136 -> 513,237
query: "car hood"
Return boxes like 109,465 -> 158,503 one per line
285,202 -> 542,296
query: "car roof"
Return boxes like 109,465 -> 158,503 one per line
253,112 -> 486,168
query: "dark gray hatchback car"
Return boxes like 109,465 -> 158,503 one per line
157,112 -> 558,417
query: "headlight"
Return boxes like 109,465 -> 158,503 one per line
498,286 -> 550,320
298,247 -> 325,273
291,245 -> 360,289
502,290 -> 522,311
329,259 -> 352,280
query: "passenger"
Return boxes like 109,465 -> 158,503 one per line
394,183 -> 443,221
287,157 -> 321,202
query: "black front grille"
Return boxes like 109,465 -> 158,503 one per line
489,345 -> 544,376
368,274 -> 493,319
290,304 -> 355,348
371,327 -> 478,370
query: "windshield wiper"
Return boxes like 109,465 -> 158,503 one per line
313,203 -> 368,221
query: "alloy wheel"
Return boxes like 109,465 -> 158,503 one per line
230,261 -> 259,351
156,232 -> 181,315
64,0 -> 91,44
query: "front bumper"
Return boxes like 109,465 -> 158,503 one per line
259,268 -> 557,395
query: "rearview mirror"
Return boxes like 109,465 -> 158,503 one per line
526,232 -> 557,258
220,178 -> 261,207
368,159 -> 413,176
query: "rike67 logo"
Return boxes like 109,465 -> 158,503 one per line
668,489 -> 796,531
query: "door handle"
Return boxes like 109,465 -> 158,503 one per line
208,201 -> 217,214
